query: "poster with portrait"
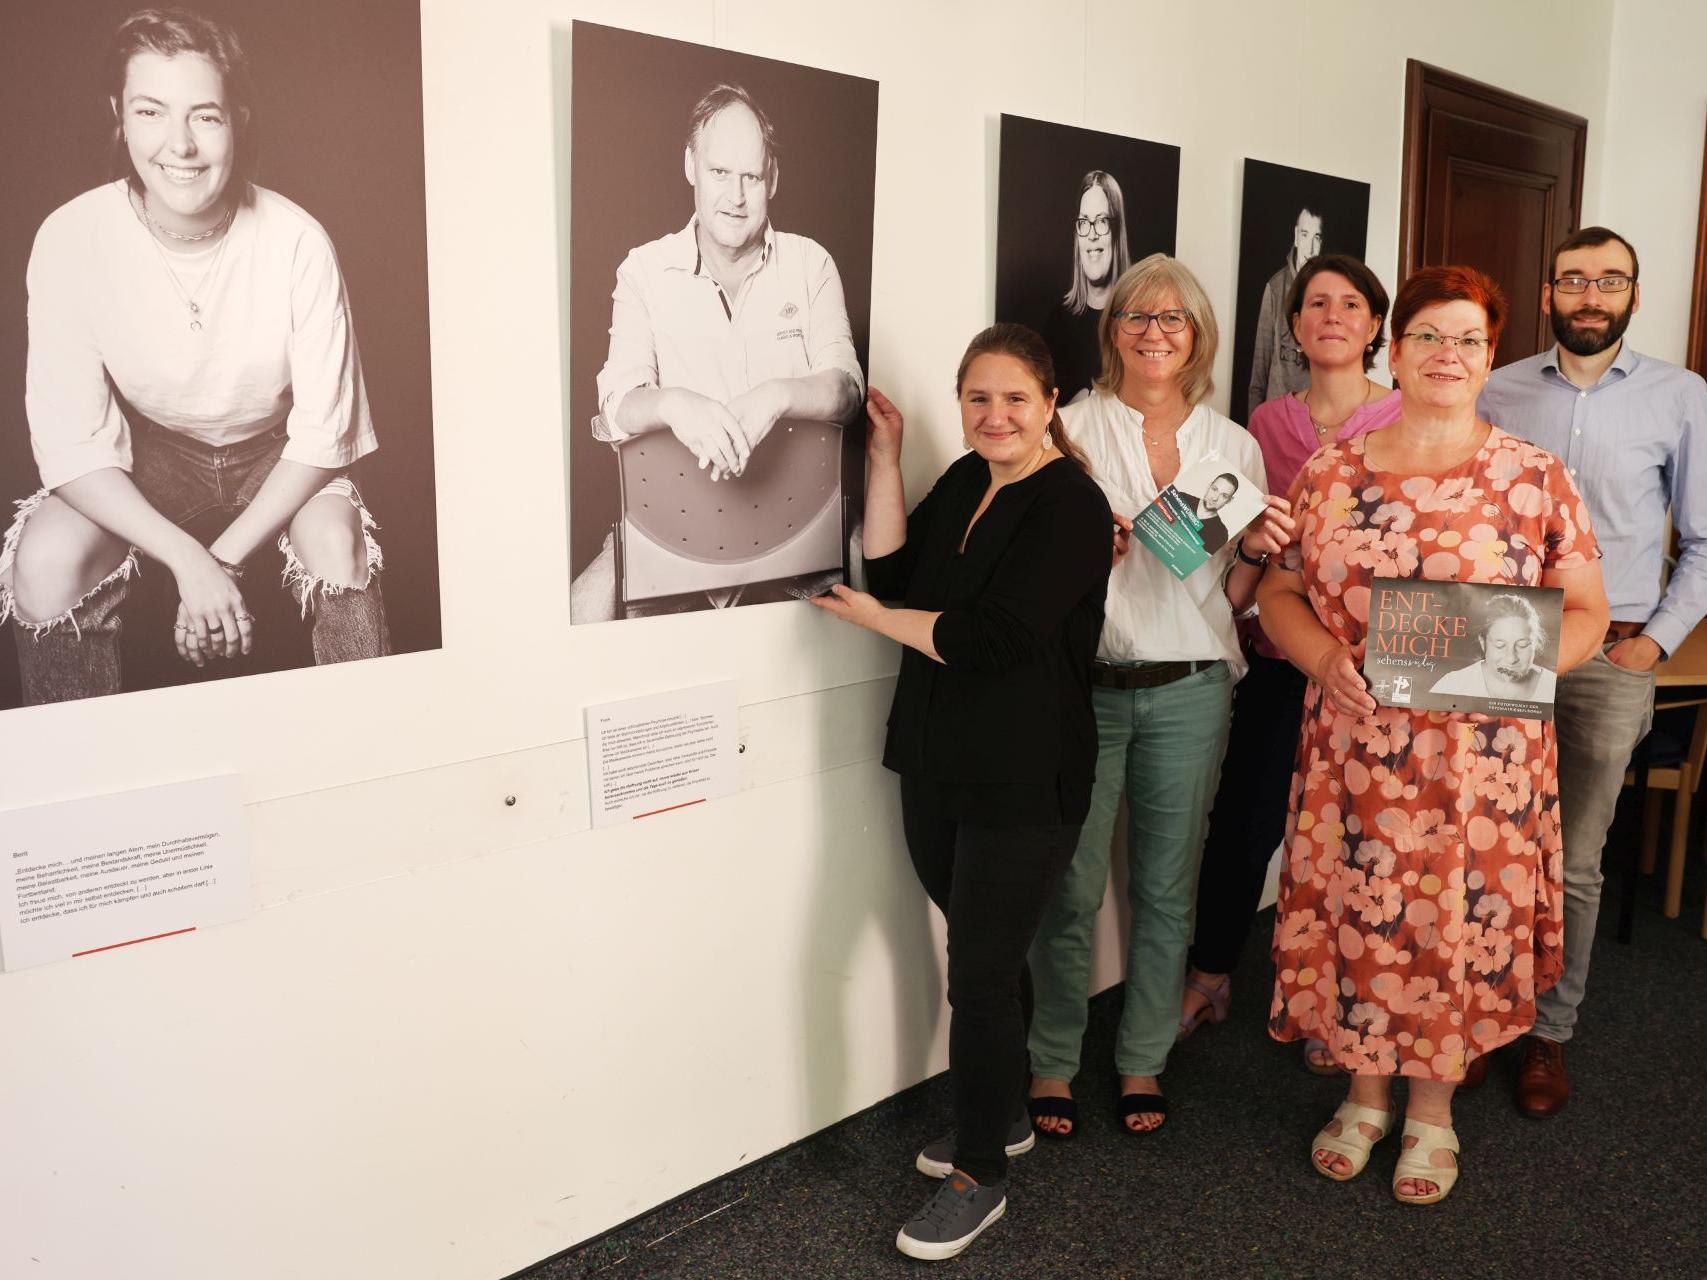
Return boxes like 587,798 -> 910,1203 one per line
562,22 -> 878,624
1131,454 -> 1264,581
0,0 -> 441,712
1364,578 -> 1564,721
995,115 -> 1180,406
1229,158 -> 1371,424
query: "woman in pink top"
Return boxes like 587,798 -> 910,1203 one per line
1177,255 -> 1397,1072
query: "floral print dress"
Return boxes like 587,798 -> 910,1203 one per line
1268,427 -> 1598,1080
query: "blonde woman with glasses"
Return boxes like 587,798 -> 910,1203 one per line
1026,254 -> 1295,1138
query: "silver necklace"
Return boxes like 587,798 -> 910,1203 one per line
146,207 -> 226,242
147,232 -> 229,332
129,189 -> 233,331
1304,383 -> 1379,439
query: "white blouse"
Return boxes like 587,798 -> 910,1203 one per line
1062,393 -> 1267,676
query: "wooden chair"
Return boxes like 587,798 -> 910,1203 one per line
608,417 -> 845,614
1627,697 -> 1707,936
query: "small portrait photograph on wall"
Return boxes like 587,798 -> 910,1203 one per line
994,115 -> 1180,406
561,21 -> 878,624
0,0 -> 441,711
1229,158 -> 1371,424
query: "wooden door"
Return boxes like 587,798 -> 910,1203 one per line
1399,62 -> 1588,367
1687,113 -> 1707,377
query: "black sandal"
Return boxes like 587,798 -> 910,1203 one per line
1026,1095 -> 1078,1141
1118,1091 -> 1169,1134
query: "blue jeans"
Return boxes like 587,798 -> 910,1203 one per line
0,423 -> 389,704
1028,662 -> 1234,1080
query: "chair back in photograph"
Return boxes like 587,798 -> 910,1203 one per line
609,417 -> 845,608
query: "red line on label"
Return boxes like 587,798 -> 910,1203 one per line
73,927 -> 196,957
633,798 -> 707,819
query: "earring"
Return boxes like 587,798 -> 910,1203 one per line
1043,429 -> 1054,449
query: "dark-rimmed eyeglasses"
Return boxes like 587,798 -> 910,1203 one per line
1116,309 -> 1191,336
1551,275 -> 1634,295
1075,214 -> 1113,238
1400,331 -> 1490,353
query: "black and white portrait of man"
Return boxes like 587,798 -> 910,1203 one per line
1247,206 -> 1322,413
1230,159 -> 1370,424
563,24 -> 878,623
1173,470 -> 1240,554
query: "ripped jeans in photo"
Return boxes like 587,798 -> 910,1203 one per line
0,422 -> 390,705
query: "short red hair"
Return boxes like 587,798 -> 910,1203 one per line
1390,265 -> 1507,354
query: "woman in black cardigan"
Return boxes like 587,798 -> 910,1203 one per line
811,324 -> 1113,1261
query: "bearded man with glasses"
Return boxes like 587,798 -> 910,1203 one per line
1477,226 -> 1707,1116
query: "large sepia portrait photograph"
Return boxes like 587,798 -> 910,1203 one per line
994,115 -> 1180,407
0,0 -> 441,711
562,22 -> 878,623
1228,158 -> 1371,424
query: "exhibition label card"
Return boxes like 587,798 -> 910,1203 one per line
584,681 -> 739,828
0,775 -> 250,972
1132,454 -> 1265,580
1363,578 -> 1564,720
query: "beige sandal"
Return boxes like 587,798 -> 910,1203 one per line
1310,1101 -> 1394,1181
1392,1118 -> 1460,1205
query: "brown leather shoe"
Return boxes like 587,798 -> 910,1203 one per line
1515,1037 -> 1570,1118
1459,1051 -> 1492,1090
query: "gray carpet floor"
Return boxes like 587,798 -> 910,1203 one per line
524,864 -> 1707,1280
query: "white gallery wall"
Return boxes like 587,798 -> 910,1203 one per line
6,1 -> 1703,1278
1598,0 -> 1707,365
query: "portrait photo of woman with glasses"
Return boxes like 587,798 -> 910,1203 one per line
1036,171 -> 1131,406
995,115 -> 1179,406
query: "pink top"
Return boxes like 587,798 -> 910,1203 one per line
1246,387 -> 1402,657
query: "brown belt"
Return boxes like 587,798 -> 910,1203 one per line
1606,620 -> 1644,644
1092,659 -> 1219,690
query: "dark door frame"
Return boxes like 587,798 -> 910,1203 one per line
1398,60 -> 1589,279
1687,113 -> 1707,377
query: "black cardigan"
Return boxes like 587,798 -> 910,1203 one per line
865,453 -> 1113,826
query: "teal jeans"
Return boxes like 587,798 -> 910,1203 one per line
1027,662 -> 1233,1080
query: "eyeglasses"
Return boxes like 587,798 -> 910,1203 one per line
1116,309 -> 1191,336
1075,214 -> 1113,238
1400,331 -> 1490,353
1551,275 -> 1634,294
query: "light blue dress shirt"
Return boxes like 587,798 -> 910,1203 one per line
1480,342 -> 1707,656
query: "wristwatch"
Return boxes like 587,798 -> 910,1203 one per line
1235,542 -> 1268,568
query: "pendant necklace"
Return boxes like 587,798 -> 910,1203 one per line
131,191 -> 232,332
146,223 -> 231,332
1304,383 -> 1379,440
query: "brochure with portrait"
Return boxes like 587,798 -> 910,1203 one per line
1363,578 -> 1565,720
1131,454 -> 1266,580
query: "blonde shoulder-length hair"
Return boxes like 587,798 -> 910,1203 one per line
1093,253 -> 1219,407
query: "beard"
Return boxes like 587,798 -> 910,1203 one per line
1551,301 -> 1633,356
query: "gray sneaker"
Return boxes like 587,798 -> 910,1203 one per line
896,1172 -> 1007,1261
914,1113 -> 1035,1178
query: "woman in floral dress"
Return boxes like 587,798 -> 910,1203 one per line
1256,266 -> 1609,1205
